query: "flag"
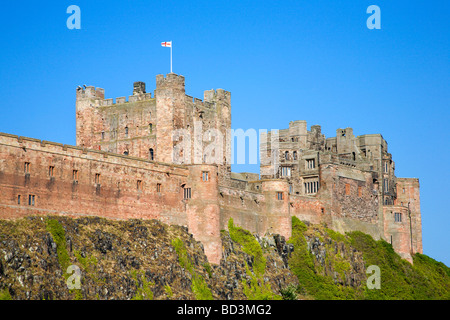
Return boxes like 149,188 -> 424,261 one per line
161,41 -> 172,47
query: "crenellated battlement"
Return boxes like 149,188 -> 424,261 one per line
76,86 -> 105,100
204,88 -> 231,104
156,73 -> 185,90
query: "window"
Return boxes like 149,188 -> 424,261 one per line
284,151 -> 289,160
137,180 -> 143,191
202,171 -> 209,181
345,183 -> 351,195
383,179 -> 389,192
184,187 -> 191,199
95,173 -> 101,185
304,181 -> 319,194
156,183 -> 161,193
149,123 -> 153,134
306,159 -> 315,169
277,192 -> 284,200
24,162 -> 30,173
293,151 -> 297,160
18,195 -> 21,205
73,170 -> 79,181
383,162 -> 388,173
149,148 -> 154,161
402,188 -> 405,194
28,195 -> 35,206
394,212 -> 402,222
289,184 -> 293,194
125,126 -> 129,137
281,166 -> 291,177
48,166 -> 54,177
123,150 -> 129,156
101,132 -> 105,140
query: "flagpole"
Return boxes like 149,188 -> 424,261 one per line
170,41 -> 173,73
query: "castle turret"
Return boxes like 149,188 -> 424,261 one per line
186,164 -> 222,264
155,73 -> 186,163
203,88 -> 232,185
75,86 -> 104,148
261,179 -> 291,239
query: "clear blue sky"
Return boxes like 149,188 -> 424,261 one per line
0,1 -> 448,266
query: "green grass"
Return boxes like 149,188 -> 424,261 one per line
228,218 -> 283,300
130,270 -> 154,300
0,288 -> 12,300
46,218 -> 71,277
171,237 -> 213,300
241,263 -> 281,300
228,218 -> 266,276
287,216 -> 450,300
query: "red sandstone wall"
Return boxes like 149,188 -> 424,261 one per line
186,165 -> 221,264
218,185 -> 268,235
289,194 -> 324,224
0,134 -> 188,227
394,178 -> 423,254
383,205 -> 413,262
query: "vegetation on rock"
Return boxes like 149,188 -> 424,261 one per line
0,215 -> 448,300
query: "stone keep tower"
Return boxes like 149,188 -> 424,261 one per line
75,73 -> 232,173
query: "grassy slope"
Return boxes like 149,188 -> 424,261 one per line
288,216 -> 450,300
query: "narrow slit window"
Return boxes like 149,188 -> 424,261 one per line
73,170 -> 79,181
18,195 -> 21,205
24,162 -> 30,173
49,166 -> 54,177
277,192 -> 283,200
125,126 -> 129,137
156,183 -> 161,193
95,173 -> 101,184
149,123 -> 153,134
149,148 -> 154,161
137,180 -> 143,191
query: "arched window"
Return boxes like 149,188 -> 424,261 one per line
125,126 -> 129,137
285,151 -> 289,160
149,148 -> 154,161
123,150 -> 129,156
293,151 -> 297,160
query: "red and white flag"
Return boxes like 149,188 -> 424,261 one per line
161,41 -> 172,47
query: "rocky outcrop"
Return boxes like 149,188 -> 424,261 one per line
0,216 -> 297,300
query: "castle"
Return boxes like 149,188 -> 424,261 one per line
0,73 -> 422,264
